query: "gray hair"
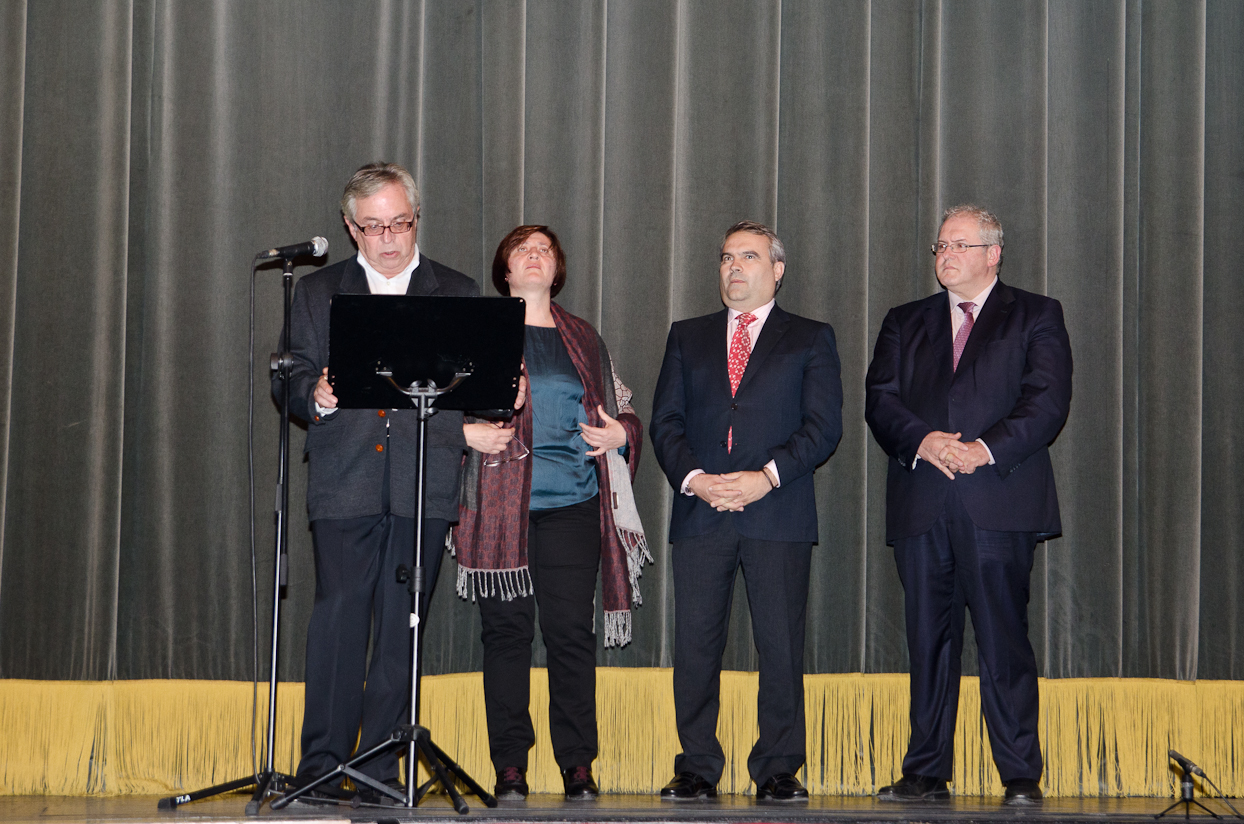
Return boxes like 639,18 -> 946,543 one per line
941,204 -> 1004,249
340,162 -> 420,223
721,220 -> 786,264
721,220 -> 786,294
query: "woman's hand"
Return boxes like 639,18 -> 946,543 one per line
464,422 -> 515,454
580,405 -> 627,456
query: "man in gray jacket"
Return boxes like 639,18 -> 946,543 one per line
277,162 -> 513,792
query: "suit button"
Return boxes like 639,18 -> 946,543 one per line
731,403 -> 738,410
378,409 -> 386,417
375,444 -> 384,453
720,440 -> 727,448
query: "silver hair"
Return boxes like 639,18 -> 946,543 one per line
721,221 -> 786,294
721,220 -> 786,264
340,162 -> 420,223
941,203 -> 1004,249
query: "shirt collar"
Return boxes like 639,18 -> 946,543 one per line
729,299 -> 776,325
948,276 -> 998,313
356,244 -> 421,292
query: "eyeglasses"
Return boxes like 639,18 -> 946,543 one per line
515,243 -> 554,257
354,219 -> 414,237
931,241 -> 990,256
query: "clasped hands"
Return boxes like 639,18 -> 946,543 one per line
689,469 -> 774,512
918,430 -> 990,480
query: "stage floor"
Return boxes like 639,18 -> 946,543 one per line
0,792 -> 1228,824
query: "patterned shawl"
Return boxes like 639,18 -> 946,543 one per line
452,302 -> 650,647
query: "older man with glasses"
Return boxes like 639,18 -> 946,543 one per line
275,162 -> 514,799
865,205 -> 1072,807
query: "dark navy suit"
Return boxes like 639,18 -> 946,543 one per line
651,304 -> 842,784
865,280 -> 1072,783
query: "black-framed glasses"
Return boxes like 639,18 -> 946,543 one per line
354,219 -> 414,237
931,241 -> 990,256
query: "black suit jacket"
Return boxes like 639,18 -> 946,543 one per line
650,305 -> 843,543
864,280 -> 1072,542
275,253 -> 480,522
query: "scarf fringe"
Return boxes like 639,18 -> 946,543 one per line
456,563 -> 532,602
617,527 -> 652,606
603,609 -> 631,648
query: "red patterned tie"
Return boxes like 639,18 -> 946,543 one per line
952,301 -> 975,371
727,312 -> 756,452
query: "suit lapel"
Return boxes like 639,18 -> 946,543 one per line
954,281 -> 1014,376
703,310 -> 732,397
736,305 -> 789,395
407,253 -> 440,296
923,295 -> 955,377
338,257 -> 369,294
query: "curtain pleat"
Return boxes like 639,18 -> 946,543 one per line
0,0 -> 1239,683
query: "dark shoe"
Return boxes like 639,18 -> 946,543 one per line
284,775 -> 357,806
494,766 -> 528,801
562,766 -> 598,801
1003,778 -> 1043,806
356,776 -> 405,806
660,772 -> 717,801
756,773 -> 809,803
877,773 -> 950,801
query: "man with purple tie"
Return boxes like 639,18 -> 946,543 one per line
865,205 -> 1072,807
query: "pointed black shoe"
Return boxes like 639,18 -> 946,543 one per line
756,773 -> 809,803
877,773 -> 950,801
1003,778 -> 1043,806
494,766 -> 528,801
562,765 -> 598,801
660,772 -> 718,801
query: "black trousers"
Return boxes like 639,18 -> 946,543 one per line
478,495 -> 601,771
297,513 -> 448,783
671,518 -> 813,785
893,484 -> 1042,783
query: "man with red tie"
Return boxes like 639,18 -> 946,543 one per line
650,221 -> 842,803
865,205 -> 1072,806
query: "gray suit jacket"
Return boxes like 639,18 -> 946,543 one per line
275,253 -> 480,521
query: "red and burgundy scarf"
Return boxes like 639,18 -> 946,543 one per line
453,303 -> 649,647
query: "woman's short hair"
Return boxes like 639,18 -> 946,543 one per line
491,225 -> 568,297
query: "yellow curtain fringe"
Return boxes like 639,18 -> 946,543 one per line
1,673 -> 1239,797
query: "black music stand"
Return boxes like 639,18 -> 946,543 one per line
272,295 -> 523,814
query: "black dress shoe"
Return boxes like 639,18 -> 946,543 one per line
494,766 -> 528,801
756,773 -> 809,803
660,772 -> 718,801
350,776 -> 410,806
877,773 -> 950,801
562,766 -> 598,801
1003,778 -> 1043,806
284,775 -> 357,805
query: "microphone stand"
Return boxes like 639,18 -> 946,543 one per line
1156,762 -> 1219,820
272,373 -> 496,814
157,256 -> 300,813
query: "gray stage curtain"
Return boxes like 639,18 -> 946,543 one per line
0,0 -> 1240,683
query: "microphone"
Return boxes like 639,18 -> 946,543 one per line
256,236 -> 328,261
1169,750 -> 1205,777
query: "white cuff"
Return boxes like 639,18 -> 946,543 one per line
680,469 -> 705,495
975,438 -> 996,465
763,459 -> 781,488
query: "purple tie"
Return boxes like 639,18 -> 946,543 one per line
952,302 -> 975,371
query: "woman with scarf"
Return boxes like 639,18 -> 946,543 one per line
455,225 -> 649,803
